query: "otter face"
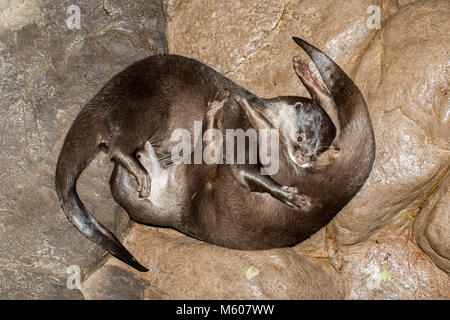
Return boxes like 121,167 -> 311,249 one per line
284,101 -> 336,168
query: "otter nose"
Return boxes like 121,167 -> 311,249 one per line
305,153 -> 317,163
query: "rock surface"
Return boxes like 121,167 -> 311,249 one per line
0,0 -> 166,299
333,0 -> 450,246
414,172 -> 449,273
82,265 -> 150,300
336,227 -> 450,299
89,225 -> 345,300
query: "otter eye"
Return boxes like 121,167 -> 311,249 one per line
297,136 -> 303,142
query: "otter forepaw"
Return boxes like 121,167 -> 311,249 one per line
207,90 -> 229,118
282,186 -> 309,208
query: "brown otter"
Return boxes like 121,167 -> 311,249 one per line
110,87 -> 333,226
55,38 -> 375,271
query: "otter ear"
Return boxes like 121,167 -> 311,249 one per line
294,102 -> 303,108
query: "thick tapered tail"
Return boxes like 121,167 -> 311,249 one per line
292,37 -> 370,131
293,37 -> 352,94
292,37 -> 375,198
55,121 -> 148,272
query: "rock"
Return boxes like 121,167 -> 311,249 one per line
338,228 -> 450,299
82,265 -> 150,300
166,0 -> 391,99
331,0 -> 449,245
0,268 -> 83,300
0,0 -> 167,299
414,172 -> 450,273
0,0 -> 42,33
98,225 -> 344,299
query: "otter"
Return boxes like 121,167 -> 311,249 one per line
55,38 -> 375,271
111,87 -> 334,225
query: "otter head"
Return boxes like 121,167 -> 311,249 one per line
280,100 -> 336,168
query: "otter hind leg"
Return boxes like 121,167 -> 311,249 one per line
112,149 -> 150,198
110,143 -> 177,227
136,141 -> 162,175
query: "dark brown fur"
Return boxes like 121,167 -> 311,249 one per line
55,38 -> 375,271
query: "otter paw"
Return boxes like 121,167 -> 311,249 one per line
293,56 -> 315,82
208,90 -> 229,112
293,56 -> 328,94
207,91 -> 229,119
282,186 -> 308,208
134,169 -> 151,198
206,102 -> 223,118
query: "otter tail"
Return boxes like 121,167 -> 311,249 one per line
292,37 -> 373,134
293,37 -> 375,199
55,116 -> 148,272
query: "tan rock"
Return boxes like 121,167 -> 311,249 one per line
166,0 -> 391,98
82,265 -> 150,300
338,228 -> 450,299
332,0 -> 450,245
0,0 -> 42,33
103,225 -> 344,299
414,172 -> 450,273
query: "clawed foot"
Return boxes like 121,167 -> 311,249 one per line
293,56 -> 329,97
207,90 -> 229,114
114,150 -> 152,198
282,185 -> 309,208
130,165 -> 150,198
